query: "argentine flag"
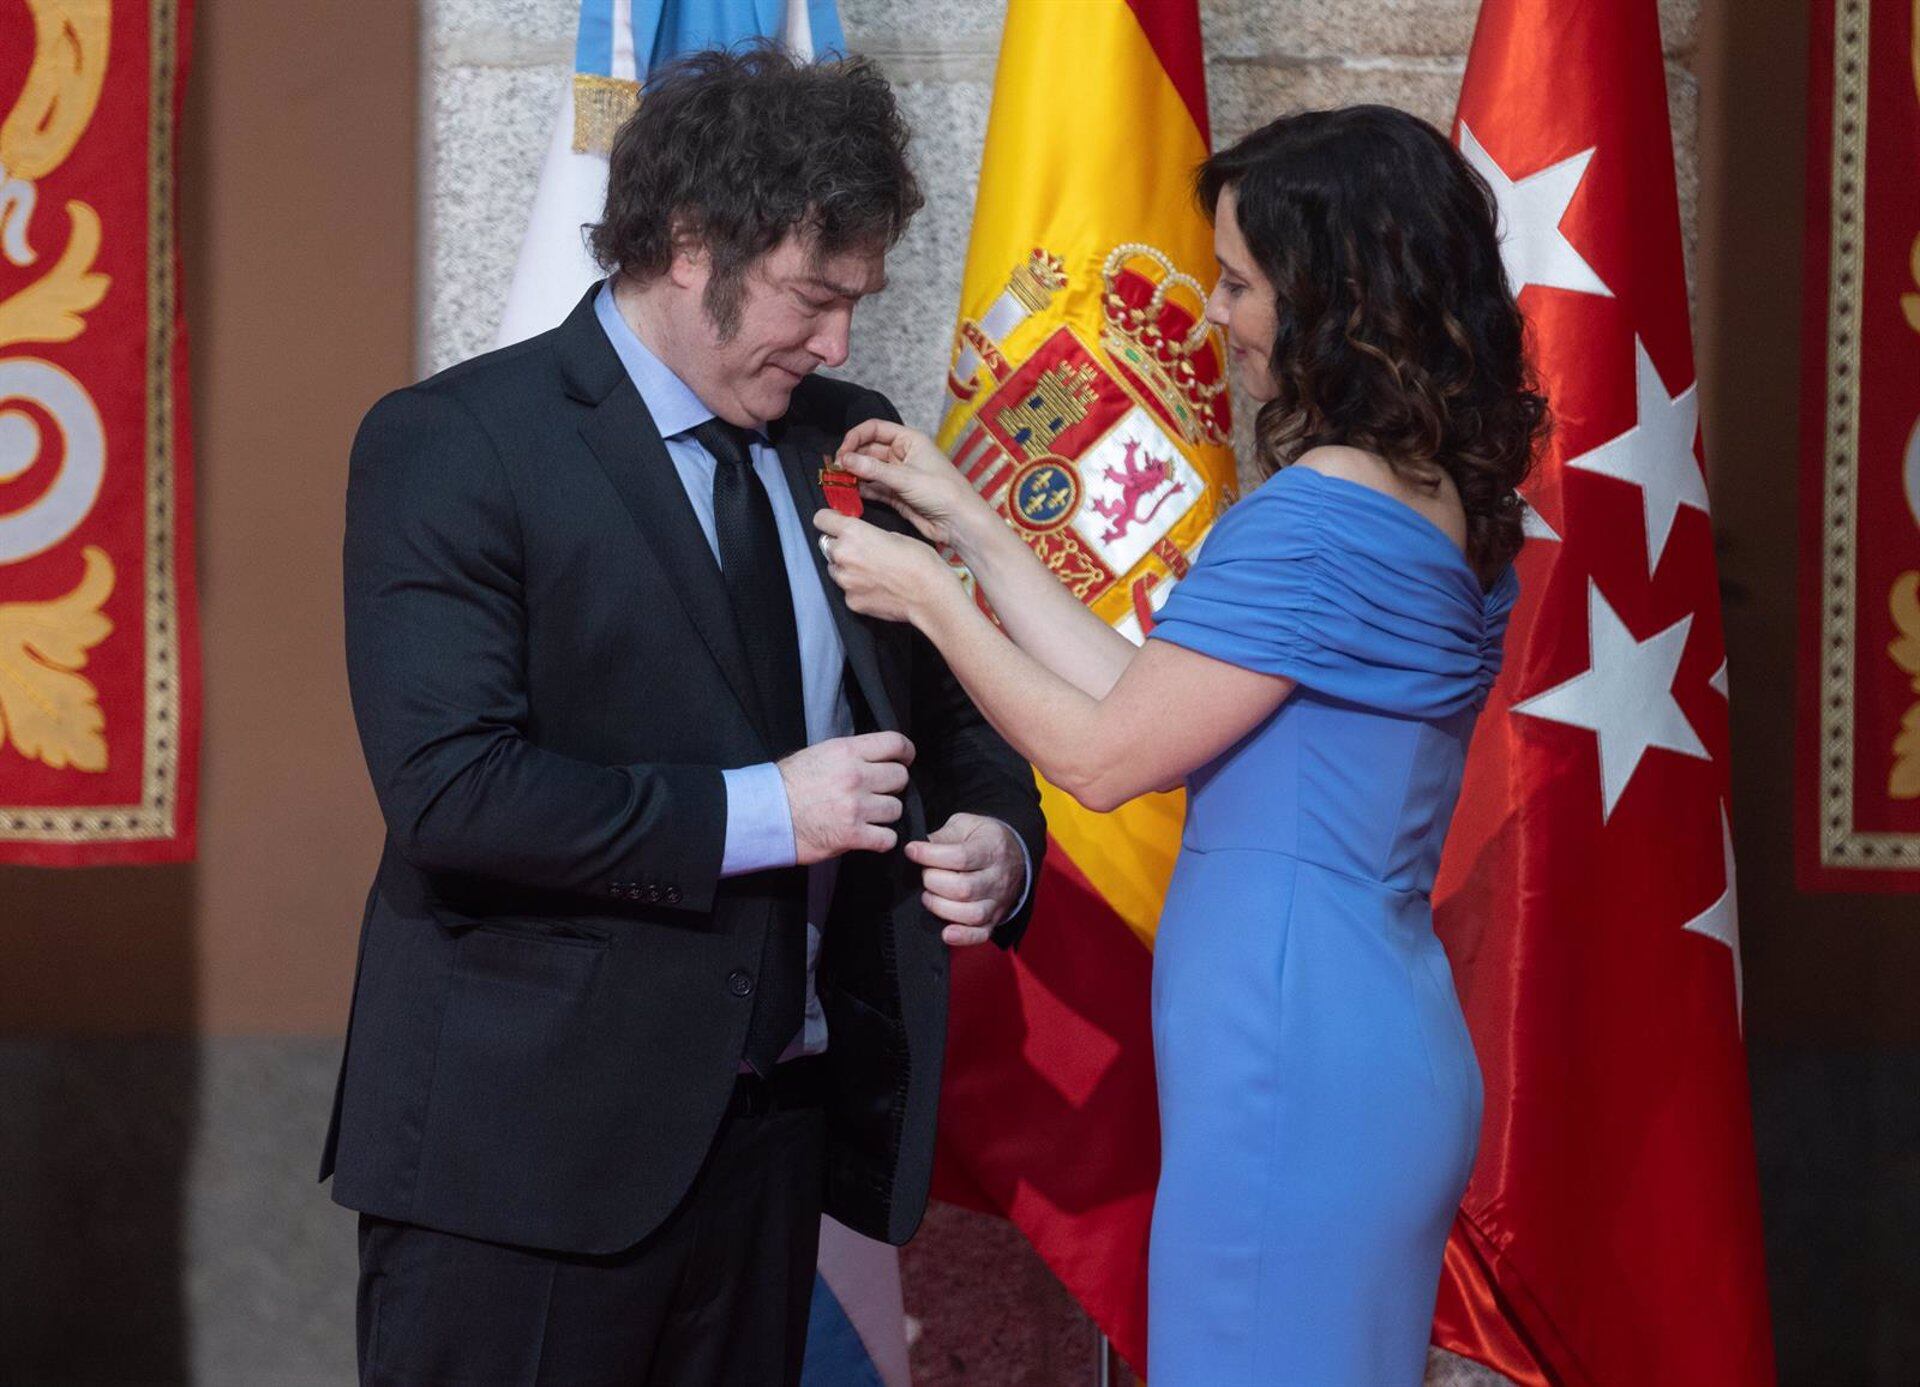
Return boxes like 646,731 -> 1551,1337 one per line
490,5 -> 911,1385
494,0 -> 849,346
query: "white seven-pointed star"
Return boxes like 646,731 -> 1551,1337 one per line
1564,336 -> 1709,574
1513,581 -> 1710,820
1456,121 -> 1613,299
1683,803 -> 1743,1028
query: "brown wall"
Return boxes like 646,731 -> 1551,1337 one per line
0,0 -> 412,1035
1697,0 -> 1920,1048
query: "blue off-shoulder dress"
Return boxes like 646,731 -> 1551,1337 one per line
1142,465 -> 1519,1386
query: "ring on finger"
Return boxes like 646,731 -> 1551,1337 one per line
818,534 -> 835,560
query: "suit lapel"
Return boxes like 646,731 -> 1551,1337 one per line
773,424 -> 901,733
577,377 -> 773,755
557,284 -> 898,748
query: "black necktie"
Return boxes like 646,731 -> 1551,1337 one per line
691,417 -> 808,1073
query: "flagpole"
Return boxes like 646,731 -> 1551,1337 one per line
1095,1328 -> 1113,1386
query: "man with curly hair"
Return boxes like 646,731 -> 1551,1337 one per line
324,47 -> 1045,1385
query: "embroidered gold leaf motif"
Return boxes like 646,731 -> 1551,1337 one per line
1905,234 -> 1920,335
0,544 -> 114,772
0,0 -> 111,182
1889,571 -> 1920,799
0,199 -> 107,349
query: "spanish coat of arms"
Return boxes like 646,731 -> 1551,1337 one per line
937,242 -> 1237,641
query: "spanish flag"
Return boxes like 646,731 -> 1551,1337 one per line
929,0 -> 1230,1370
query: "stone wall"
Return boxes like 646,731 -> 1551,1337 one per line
425,0 -> 1701,429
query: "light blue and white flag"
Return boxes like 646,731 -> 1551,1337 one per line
493,0 -> 848,346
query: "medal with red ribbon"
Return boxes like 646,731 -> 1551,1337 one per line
819,456 -> 864,517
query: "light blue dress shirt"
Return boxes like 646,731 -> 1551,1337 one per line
595,285 -> 1028,1060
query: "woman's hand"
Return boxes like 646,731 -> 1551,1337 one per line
836,419 -> 995,557
813,508 -> 960,627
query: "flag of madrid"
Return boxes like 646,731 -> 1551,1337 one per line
1430,2 -> 1776,1383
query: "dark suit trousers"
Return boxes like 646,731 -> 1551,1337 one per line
357,1088 -> 827,1387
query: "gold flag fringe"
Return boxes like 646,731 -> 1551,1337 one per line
572,74 -> 642,155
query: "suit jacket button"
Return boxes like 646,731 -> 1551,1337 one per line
664,885 -> 682,904
608,883 -> 623,897
626,885 -> 644,901
727,969 -> 754,998
644,884 -> 662,902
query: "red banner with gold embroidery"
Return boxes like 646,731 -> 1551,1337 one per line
1798,0 -> 1920,891
0,0 -> 198,865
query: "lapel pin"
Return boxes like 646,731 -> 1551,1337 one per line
819,455 -> 864,518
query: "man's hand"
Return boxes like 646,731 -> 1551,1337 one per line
907,813 -> 1026,946
777,732 -> 915,865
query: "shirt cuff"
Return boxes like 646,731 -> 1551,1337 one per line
720,763 -> 798,876
990,818 -> 1034,926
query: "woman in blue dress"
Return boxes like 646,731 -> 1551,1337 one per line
814,105 -> 1547,1386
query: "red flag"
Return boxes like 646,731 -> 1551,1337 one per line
1431,2 -> 1774,1383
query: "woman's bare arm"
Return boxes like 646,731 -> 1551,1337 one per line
912,585 -> 1294,810
815,503 -> 1294,806
953,511 -> 1140,699
835,428 -> 1140,699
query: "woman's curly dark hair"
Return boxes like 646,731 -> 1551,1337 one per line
1197,105 -> 1548,581
589,44 -> 923,335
